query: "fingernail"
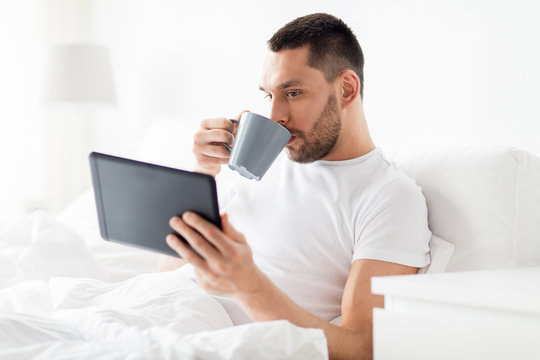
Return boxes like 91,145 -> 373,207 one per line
166,235 -> 176,244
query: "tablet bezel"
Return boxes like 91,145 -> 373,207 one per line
89,152 -> 221,258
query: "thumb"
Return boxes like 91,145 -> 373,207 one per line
235,110 -> 251,121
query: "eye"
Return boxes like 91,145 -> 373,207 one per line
286,91 -> 301,98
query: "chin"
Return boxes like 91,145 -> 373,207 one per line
285,148 -> 301,163
286,149 -> 313,164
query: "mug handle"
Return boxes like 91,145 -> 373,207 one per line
224,119 -> 240,152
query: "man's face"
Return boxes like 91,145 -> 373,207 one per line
259,46 -> 342,163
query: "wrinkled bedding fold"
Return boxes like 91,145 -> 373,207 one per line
0,211 -> 327,359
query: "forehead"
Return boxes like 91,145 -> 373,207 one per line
260,46 -> 325,91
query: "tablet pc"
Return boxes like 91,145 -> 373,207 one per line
89,152 -> 221,258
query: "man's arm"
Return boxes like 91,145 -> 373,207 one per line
165,212 -> 417,360
231,259 -> 415,360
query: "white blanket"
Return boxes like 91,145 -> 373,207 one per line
0,211 -> 327,359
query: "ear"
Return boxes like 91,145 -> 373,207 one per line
338,70 -> 360,109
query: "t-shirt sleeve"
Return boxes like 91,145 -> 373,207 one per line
352,176 -> 431,267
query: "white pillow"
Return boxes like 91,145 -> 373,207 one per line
57,189 -> 160,282
10,211 -> 109,284
386,147 -> 540,271
417,234 -> 455,274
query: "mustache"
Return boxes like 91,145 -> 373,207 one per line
285,127 -> 305,138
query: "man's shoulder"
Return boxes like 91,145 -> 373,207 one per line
359,157 -> 427,211
376,163 -> 421,194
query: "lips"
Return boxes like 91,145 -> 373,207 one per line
287,136 -> 296,145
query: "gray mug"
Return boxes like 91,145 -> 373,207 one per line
225,112 -> 291,181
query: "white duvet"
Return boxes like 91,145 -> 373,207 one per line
0,207 -> 327,359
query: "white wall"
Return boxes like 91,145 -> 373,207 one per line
39,0 -> 98,213
1,0 -> 539,220
0,0 -> 42,220
0,0 -> 106,219
92,0 -> 540,156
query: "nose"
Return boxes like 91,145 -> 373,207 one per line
269,98 -> 289,126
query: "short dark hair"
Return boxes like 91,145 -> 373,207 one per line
268,13 -> 364,97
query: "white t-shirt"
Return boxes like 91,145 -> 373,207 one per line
183,147 -> 431,324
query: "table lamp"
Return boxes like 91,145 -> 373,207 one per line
42,44 -> 116,106
41,44 -> 117,212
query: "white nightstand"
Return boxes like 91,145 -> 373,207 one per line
371,267 -> 540,360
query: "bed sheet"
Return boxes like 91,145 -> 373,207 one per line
0,197 -> 328,359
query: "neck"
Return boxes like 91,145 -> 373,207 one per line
322,98 -> 375,161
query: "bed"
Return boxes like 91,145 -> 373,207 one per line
0,118 -> 329,359
0,199 -> 328,359
2,117 -> 538,359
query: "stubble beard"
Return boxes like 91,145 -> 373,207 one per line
286,93 -> 342,164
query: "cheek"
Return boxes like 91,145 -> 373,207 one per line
291,98 -> 325,129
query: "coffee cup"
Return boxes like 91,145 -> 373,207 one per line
225,112 -> 291,181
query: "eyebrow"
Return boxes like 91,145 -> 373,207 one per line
259,79 -> 304,92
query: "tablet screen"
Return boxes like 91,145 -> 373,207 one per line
89,152 -> 221,258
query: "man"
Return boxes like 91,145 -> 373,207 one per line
160,13 -> 430,360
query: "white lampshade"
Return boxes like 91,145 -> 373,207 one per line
42,44 -> 117,106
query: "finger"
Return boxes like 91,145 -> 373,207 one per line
194,129 -> 234,147
193,143 -> 231,160
182,212 -> 233,256
195,153 -> 230,167
169,216 -> 222,263
221,213 -> 246,244
166,233 -> 209,270
200,118 -> 235,132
